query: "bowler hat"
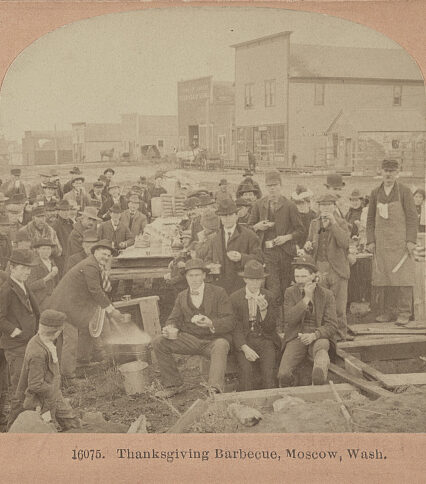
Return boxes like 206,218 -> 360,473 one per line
219,178 -> 228,186
382,159 -> 399,171
197,194 -> 215,207
39,309 -> 67,328
9,249 -> 37,267
10,168 -> 21,176
325,173 -> 345,189
239,183 -> 256,195
57,199 -> 72,211
90,239 -> 117,255
0,193 -> 9,203
82,229 -> 99,243
104,168 -> 115,175
32,205 -> 46,217
201,209 -> 220,231
32,238 -> 56,249
349,189 -> 363,200
184,258 -> 209,273
80,206 -> 102,221
71,176 -> 85,184
0,214 -> 11,225
109,204 -> 122,214
70,166 -> 82,175
292,255 -> 318,272
238,260 -> 268,279
265,170 -> 281,186
235,197 -> 251,208
317,193 -> 338,205
93,181 -> 104,188
216,199 -> 238,216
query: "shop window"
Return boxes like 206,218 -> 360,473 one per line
218,135 -> 226,155
264,79 -> 276,107
244,83 -> 254,108
332,133 -> 338,158
393,85 -> 402,106
314,83 -> 325,106
271,124 -> 285,154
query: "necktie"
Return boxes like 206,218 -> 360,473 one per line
101,268 -> 112,293
226,231 -> 232,248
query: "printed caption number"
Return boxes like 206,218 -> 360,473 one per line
72,449 -> 105,460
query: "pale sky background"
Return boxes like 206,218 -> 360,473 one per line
0,6 -> 405,141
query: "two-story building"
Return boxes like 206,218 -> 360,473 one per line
22,130 -> 73,165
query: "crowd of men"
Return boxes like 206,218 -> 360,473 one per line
0,159 -> 424,430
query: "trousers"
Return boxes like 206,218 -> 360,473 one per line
3,345 -> 26,395
264,249 -> 294,305
278,338 -> 330,386
235,335 -> 277,391
152,332 -> 230,392
382,286 -> 413,318
57,322 -> 79,378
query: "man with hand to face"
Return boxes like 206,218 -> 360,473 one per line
230,260 -> 281,391
278,256 -> 338,387
153,259 -> 234,398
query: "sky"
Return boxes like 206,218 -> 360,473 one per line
0,6 -> 405,141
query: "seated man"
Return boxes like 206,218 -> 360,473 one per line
230,260 -> 281,391
153,258 -> 234,397
278,255 -> 338,387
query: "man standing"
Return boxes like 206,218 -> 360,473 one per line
278,255 -> 338,387
248,170 -> 304,304
121,193 -> 147,237
67,206 -> 100,257
48,240 -> 123,383
63,167 -> 83,195
345,189 -> 364,238
63,176 -> 90,211
52,199 -> 74,277
149,171 -> 167,199
215,179 -> 233,204
305,194 -> 350,340
205,199 -> 262,294
152,259 -> 234,397
0,249 -> 40,395
230,260 -> 281,391
88,181 -> 106,209
366,159 -> 418,325
97,204 -> 134,250
98,184 -> 128,221
247,151 -> 256,173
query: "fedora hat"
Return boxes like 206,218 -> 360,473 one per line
317,193 -> 338,205
239,183 -> 256,195
32,205 -> 46,217
82,229 -> 99,243
215,199 -> 238,216
239,260 -> 268,279
349,189 -> 363,200
70,166 -> 82,175
90,239 -> 117,256
184,258 -> 209,273
291,255 -> 318,272
9,249 -> 37,267
103,168 -> 115,175
109,204 -> 123,214
71,176 -> 85,184
324,173 -> 345,189
80,206 -> 102,221
0,193 -> 9,203
32,238 -> 56,249
57,199 -> 72,211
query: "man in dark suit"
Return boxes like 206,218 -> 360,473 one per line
248,170 -> 304,304
52,199 -> 74,277
0,249 -> 40,395
120,193 -> 147,237
48,240 -> 124,383
67,206 -> 100,257
65,230 -> 99,272
230,260 -> 281,391
205,199 -> 262,294
97,204 -> 135,250
152,259 -> 234,398
278,255 -> 338,387
98,184 -> 128,221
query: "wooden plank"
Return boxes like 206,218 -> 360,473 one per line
167,398 -> 211,433
110,268 -> 169,280
113,296 -> 160,309
336,348 -> 389,382
380,373 -> 426,387
349,323 -> 426,335
139,297 -> 162,338
213,383 -> 356,407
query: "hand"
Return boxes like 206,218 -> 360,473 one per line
253,220 -> 270,232
256,294 -> 268,312
406,242 -> 416,256
273,235 -> 291,246
163,273 -> 171,281
304,240 -> 313,252
366,242 -> 376,253
10,327 -> 23,338
192,315 -> 213,329
51,266 -> 59,277
177,260 -> 186,269
326,212 -> 336,225
118,242 -> 127,249
161,325 -> 178,338
242,344 -> 259,362
227,250 -> 241,262
110,309 -> 124,323
303,282 -> 316,301
354,220 -> 361,227
298,333 -> 317,346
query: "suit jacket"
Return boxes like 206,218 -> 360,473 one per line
67,221 -> 86,256
248,195 -> 305,257
230,287 -> 281,351
1,179 -> 27,199
0,277 -> 40,350
98,196 -> 128,220
17,221 -> 62,258
65,250 -> 87,272
120,210 -> 147,237
205,224 -> 262,292
283,284 -> 338,346
27,256 -> 58,309
52,216 -> 74,261
63,189 -> 91,210
307,215 -> 350,279
48,254 -> 111,329
97,220 -> 135,248
166,283 -> 234,343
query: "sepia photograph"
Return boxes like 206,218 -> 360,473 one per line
0,4 -> 425,440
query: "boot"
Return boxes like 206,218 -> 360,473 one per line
312,349 -> 330,385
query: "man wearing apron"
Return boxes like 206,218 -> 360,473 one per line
366,159 -> 418,325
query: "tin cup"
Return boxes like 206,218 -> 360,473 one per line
166,327 -> 179,340
265,240 -> 275,249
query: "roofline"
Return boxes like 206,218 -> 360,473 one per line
231,31 -> 292,49
290,76 -> 424,83
177,75 -> 213,84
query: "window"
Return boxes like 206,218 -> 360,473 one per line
157,139 -> 164,148
264,80 -> 276,107
314,83 -> 325,105
218,135 -> 226,155
332,133 -> 339,159
244,83 -> 254,108
393,85 -> 402,106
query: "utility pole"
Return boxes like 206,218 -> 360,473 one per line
54,124 -> 58,165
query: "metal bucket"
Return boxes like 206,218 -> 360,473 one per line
110,343 -> 152,366
118,361 -> 150,395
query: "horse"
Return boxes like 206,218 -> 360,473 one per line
100,148 -> 114,161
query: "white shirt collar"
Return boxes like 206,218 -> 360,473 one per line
11,276 -> 27,295
225,225 -> 237,236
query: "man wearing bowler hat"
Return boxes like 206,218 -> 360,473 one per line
278,255 -> 338,387
63,166 -> 83,195
205,199 -> 262,294
249,170 -> 304,304
67,206 -> 101,257
230,260 -> 281,391
121,193 -> 147,237
48,239 -> 124,383
0,249 -> 40,395
324,173 -> 347,217
97,204 -> 134,250
152,258 -> 234,397
366,159 -> 418,325
98,183 -> 128,220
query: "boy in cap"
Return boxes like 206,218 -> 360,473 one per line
0,249 -> 40,395
153,258 -> 234,397
9,309 -> 80,431
278,255 -> 338,387
230,260 -> 281,391
366,159 -> 418,325
249,170 -> 304,304
205,199 -> 262,294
